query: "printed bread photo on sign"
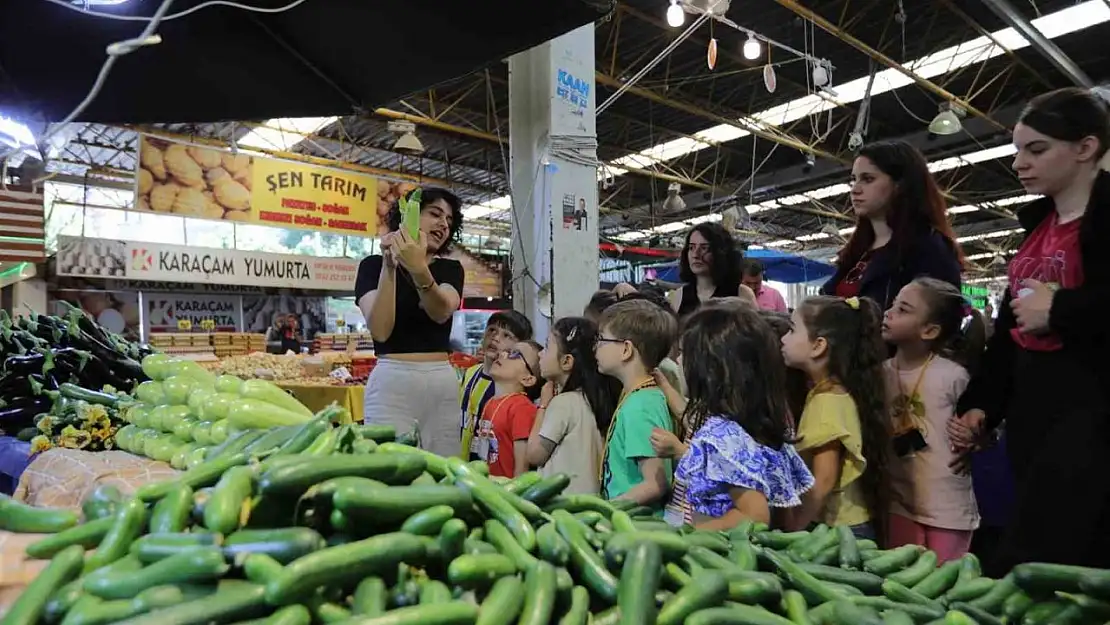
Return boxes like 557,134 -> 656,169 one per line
135,137 -> 253,222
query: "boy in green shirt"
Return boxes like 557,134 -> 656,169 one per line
594,299 -> 677,511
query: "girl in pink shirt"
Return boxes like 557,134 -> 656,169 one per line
881,277 -> 986,562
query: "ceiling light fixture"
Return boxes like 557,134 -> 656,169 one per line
928,103 -> 966,136
387,120 -> 425,155
742,34 -> 762,60
662,182 -> 686,212
666,0 -> 685,28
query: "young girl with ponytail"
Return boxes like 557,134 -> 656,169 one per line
881,278 -> 986,561
780,295 -> 892,540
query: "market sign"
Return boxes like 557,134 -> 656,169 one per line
134,136 -> 383,236
0,187 -> 45,263
56,236 -> 357,291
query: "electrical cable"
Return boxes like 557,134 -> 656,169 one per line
39,0 -> 309,22
0,0 -> 177,163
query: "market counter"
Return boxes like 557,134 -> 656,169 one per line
278,383 -> 364,424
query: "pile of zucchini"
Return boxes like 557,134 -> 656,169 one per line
113,354 -> 318,468
6,419 -> 1110,625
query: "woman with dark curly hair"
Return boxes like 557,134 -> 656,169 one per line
355,187 -> 466,457
823,140 -> 962,311
780,295 -> 893,541
669,223 -> 747,316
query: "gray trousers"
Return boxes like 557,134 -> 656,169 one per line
363,359 -> 460,458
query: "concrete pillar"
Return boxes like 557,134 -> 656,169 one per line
508,24 -> 598,340
12,278 -> 48,319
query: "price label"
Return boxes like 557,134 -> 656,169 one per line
200,319 -> 216,331
177,319 -> 193,331
336,318 -> 346,328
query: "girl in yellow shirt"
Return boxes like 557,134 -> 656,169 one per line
780,296 -> 892,542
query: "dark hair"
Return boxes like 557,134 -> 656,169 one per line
678,223 -> 743,290
486,310 -> 533,341
585,290 -> 619,320
908,278 -> 987,376
385,187 -> 464,254
758,310 -> 808,427
681,306 -> 791,448
839,141 -> 962,273
1019,87 -> 1110,159
599,299 -> 677,370
618,288 -> 671,314
798,295 -> 892,542
742,259 -> 765,277
520,339 -> 546,401
550,317 -> 622,434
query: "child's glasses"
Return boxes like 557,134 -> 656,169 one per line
506,349 -> 535,376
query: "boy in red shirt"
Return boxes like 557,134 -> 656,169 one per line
475,341 -> 544,477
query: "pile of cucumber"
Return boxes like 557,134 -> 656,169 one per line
6,419 -> 1110,625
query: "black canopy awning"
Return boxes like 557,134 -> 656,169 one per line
1,0 -> 609,124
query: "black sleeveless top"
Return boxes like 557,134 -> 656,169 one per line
676,281 -> 740,316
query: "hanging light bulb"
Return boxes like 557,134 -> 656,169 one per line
666,0 -> 685,28
742,34 -> 762,61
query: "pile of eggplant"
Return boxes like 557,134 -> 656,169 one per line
0,304 -> 154,438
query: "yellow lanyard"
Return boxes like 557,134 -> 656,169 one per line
893,353 -> 935,431
598,378 -> 657,481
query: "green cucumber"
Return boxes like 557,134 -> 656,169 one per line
26,516 -> 114,560
966,573 -> 1016,613
591,607 -> 621,625
401,505 -> 455,536
519,560 -> 558,625
43,578 -> 85,623
911,560 -> 960,599
335,484 -> 474,525
846,596 -> 945,621
1012,562 -> 1106,596
475,575 -> 525,625
863,545 -> 923,577
264,532 -> 426,604
83,498 -> 146,574
604,531 -> 688,568
781,589 -> 813,625
684,531 -> 731,554
355,423 -> 396,442
112,579 -> 267,625
352,577 -> 388,616
483,518 -> 538,571
955,553 -> 981,584
1057,592 -> 1110,620
880,579 -> 943,610
0,494 -> 79,533
618,541 -> 662,624
223,527 -> 326,565
760,547 -> 845,607
448,457 -> 536,551
242,553 -> 285,585
536,520 -> 570,566
836,525 -> 860,571
130,532 -> 222,563
1012,598 -> 1068,625
832,600 -> 884,625
795,563 -> 884,595
753,531 -> 811,550
328,602 -> 478,624
149,483 -> 194,534
728,574 -> 784,605
136,452 -> 251,502
259,454 -> 426,496
658,571 -> 729,625
878,610 -> 914,625
942,577 -> 994,604
1079,571 -> 1110,599
1001,590 -> 1033,621
559,586 -> 591,625
418,580 -> 452,606
446,553 -> 517,589
686,604 -> 796,625
465,538 -> 499,555
886,550 -> 936,587
553,509 -> 619,603
81,484 -> 124,522
438,518 -> 467,563
206,429 -> 266,462
234,604 -> 312,625
797,527 -> 840,562
505,471 -> 542,495
377,442 -> 448,478
2,544 -> 84,625
202,465 -> 254,535
84,546 -> 228,600
946,602 -> 1003,625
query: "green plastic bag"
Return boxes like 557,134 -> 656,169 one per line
400,188 -> 422,239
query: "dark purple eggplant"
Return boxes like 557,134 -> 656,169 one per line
0,396 -> 52,430
3,353 -> 45,376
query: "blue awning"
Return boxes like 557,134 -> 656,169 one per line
646,248 -> 836,284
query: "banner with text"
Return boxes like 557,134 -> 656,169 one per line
145,294 -> 242,335
56,236 -> 358,291
135,136 -> 408,236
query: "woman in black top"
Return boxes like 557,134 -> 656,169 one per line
950,88 -> 1110,575
667,223 -> 746,316
355,187 -> 466,457
821,140 -> 962,311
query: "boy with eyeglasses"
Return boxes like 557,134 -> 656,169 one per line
474,340 -> 544,478
460,311 -> 532,459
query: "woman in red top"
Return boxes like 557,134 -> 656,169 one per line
951,87 -> 1110,575
822,141 -> 962,311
